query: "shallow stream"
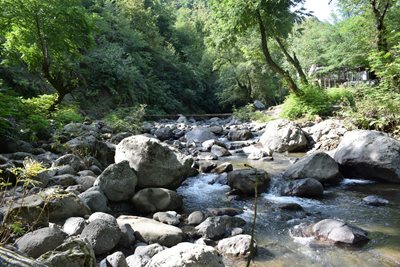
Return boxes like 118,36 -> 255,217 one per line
177,153 -> 400,267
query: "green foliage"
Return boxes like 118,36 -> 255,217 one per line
369,43 -> 400,89
233,104 -> 272,122
104,105 -> 146,133
281,85 -> 333,119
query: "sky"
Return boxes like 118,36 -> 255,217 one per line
303,0 -> 338,22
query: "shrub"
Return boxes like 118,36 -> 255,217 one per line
281,84 -> 333,119
104,104 -> 146,133
232,104 -> 272,122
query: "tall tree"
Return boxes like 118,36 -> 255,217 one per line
0,0 -> 93,109
210,0 -> 307,95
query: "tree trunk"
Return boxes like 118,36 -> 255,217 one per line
275,37 -> 308,85
256,11 -> 299,95
370,0 -> 390,53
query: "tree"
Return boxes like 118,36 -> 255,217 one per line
209,0 -> 307,95
0,0 -> 93,109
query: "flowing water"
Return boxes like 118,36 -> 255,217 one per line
177,153 -> 400,267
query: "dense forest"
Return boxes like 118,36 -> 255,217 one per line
0,0 -> 399,141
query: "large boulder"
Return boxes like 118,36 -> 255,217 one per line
154,127 -> 174,141
282,178 -> 324,198
195,216 -> 226,240
217,234 -> 255,259
117,215 -> 183,247
94,161 -> 137,202
259,119 -> 308,152
283,152 -> 343,185
131,188 -> 182,214
52,154 -> 85,172
145,243 -> 225,267
0,246 -> 47,267
185,127 -> 217,144
78,190 -> 109,213
45,190 -> 91,222
37,238 -> 96,267
227,168 -> 270,195
334,130 -> 400,183
126,243 -> 166,267
227,130 -> 254,141
312,219 -> 369,245
15,226 -> 67,259
81,219 -> 121,255
115,135 -> 193,189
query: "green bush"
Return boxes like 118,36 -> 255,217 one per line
104,105 -> 146,133
232,103 -> 272,122
281,84 -> 333,119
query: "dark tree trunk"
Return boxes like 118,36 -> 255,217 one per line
370,0 -> 390,53
275,37 -> 309,85
256,11 -> 299,95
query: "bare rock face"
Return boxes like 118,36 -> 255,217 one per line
259,119 -> 308,153
145,242 -> 225,267
115,135 -> 193,189
334,130 -> 400,183
284,152 -> 343,185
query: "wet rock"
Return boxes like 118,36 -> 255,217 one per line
37,237 -> 96,267
117,215 -> 183,247
217,234 -> 255,258
185,127 -> 217,144
115,135 -> 193,189
207,207 -> 243,216
212,162 -> 233,174
153,211 -> 181,226
334,130 -> 400,183
284,152 -> 343,185
282,178 -> 324,198
101,251 -> 128,267
211,145 -> 231,157
81,219 -> 121,255
259,119 -> 308,152
15,226 -> 67,259
126,243 -> 165,267
195,216 -> 226,240
78,190 -> 109,213
63,217 -> 86,236
312,219 -> 369,245
187,211 -> 205,225
131,188 -> 182,214
145,242 -> 225,267
362,195 -> 389,206
227,129 -> 254,141
94,161 -> 137,202
277,203 -> 304,211
227,168 -> 270,195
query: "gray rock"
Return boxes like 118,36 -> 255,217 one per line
63,217 -> 86,236
5,194 -> 48,228
15,226 -> 66,258
37,238 -> 96,267
131,188 -> 182,214
185,127 -> 217,144
227,130 -> 253,141
259,119 -> 308,152
362,195 -> 389,206
312,219 -> 369,245
76,176 -> 96,191
126,243 -> 165,267
79,190 -> 109,213
284,152 -> 343,185
50,174 -> 77,187
334,130 -> 400,183
227,168 -> 270,195
115,135 -> 193,189
217,234 -> 255,258
118,223 -> 136,248
81,219 -> 121,255
153,211 -> 181,226
102,251 -> 128,267
211,145 -> 231,157
253,100 -> 266,110
145,242 -> 225,267
212,162 -> 233,174
188,211 -> 205,225
282,178 -> 324,198
0,246 -> 47,267
195,216 -> 226,240
198,161 -> 217,173
231,228 -> 243,236
45,191 -> 91,222
154,127 -> 174,141
117,215 -> 183,247
78,170 -> 96,177
52,154 -> 86,172
53,165 -> 76,175
88,212 -> 118,226
94,161 -> 137,202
